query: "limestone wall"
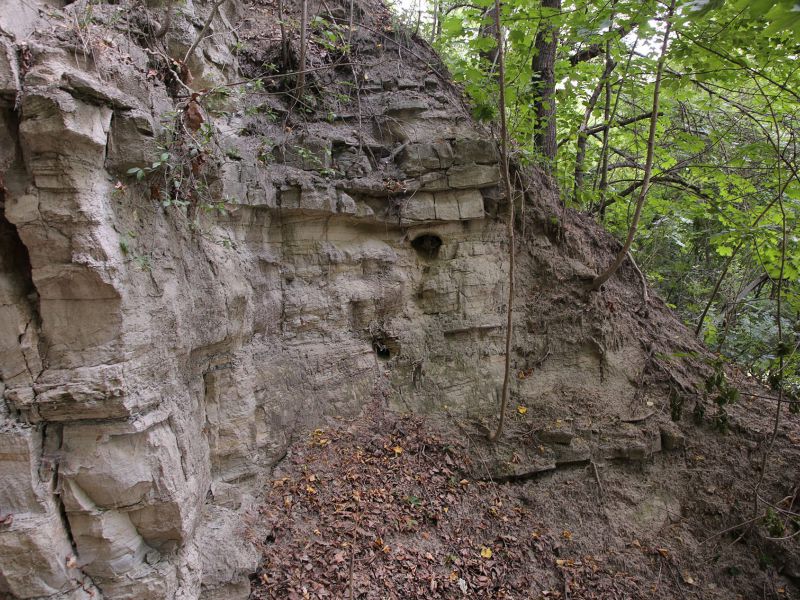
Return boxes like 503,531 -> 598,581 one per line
0,1 -> 517,596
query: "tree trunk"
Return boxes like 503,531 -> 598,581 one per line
597,41 -> 612,220
296,0 -> 308,97
479,4 -> 499,70
573,58 -> 615,204
531,0 -> 560,161
590,0 -> 676,290
430,0 -> 439,44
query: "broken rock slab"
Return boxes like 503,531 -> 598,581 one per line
447,164 -> 501,189
0,36 -> 20,102
398,141 -> 454,175
401,190 -> 484,223
0,426 -> 85,598
452,138 -> 499,165
196,506 -> 260,600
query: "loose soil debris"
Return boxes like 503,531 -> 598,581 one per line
252,407 -> 682,599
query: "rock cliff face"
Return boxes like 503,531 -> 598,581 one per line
1,0 -> 797,598
0,0 -> 523,596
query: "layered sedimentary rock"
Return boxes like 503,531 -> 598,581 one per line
8,0 -> 782,596
0,0 -> 522,596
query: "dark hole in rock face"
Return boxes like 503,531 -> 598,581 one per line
0,210 -> 35,300
372,338 -> 392,360
411,234 -> 442,260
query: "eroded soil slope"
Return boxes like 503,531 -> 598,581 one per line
250,398 -> 800,599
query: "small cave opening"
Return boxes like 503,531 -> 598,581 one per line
411,234 -> 442,260
372,338 -> 392,360
0,208 -> 35,300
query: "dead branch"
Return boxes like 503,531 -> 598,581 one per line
488,0 -> 516,443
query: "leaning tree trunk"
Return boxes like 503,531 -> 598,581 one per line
590,0 -> 676,290
532,0 -> 561,161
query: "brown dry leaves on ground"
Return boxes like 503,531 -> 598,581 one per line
250,407 -> 648,599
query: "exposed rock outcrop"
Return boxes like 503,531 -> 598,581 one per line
0,0 -> 514,596
1,0 -> 797,598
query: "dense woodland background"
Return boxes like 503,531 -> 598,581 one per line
390,0 -> 800,403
